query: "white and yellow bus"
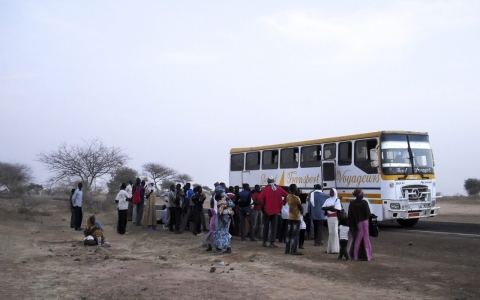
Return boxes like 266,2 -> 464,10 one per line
229,131 -> 440,227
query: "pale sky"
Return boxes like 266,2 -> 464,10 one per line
1,1 -> 479,195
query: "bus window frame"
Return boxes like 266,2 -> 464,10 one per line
280,147 -> 299,169
354,139 -> 378,174
230,153 -> 244,171
323,143 -> 337,160
300,145 -> 322,168
262,150 -> 279,170
338,141 -> 352,166
245,152 -> 261,171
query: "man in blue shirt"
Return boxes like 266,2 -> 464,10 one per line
308,184 -> 329,246
238,183 -> 256,241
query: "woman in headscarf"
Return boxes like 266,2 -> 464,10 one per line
348,189 -> 373,261
142,181 -> 158,231
322,188 -> 342,254
214,193 -> 234,254
84,215 -> 109,246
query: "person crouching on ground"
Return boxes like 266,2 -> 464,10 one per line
116,183 -> 131,235
84,215 -> 110,246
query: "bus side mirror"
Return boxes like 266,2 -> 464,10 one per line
370,148 -> 379,168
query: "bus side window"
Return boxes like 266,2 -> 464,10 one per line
354,139 -> 377,174
280,147 -> 299,169
246,152 -> 261,170
300,145 -> 321,168
338,141 -> 352,166
262,150 -> 279,170
230,153 -> 244,171
324,143 -> 336,160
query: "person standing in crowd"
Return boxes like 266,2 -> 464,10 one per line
131,178 -> 141,223
285,184 -> 303,255
322,188 -> 342,254
191,186 -> 206,235
170,184 -> 184,234
180,183 -> 194,233
168,184 -> 181,233
279,186 -> 290,243
134,180 -> 146,226
308,184 -> 329,246
226,186 -> 237,235
126,180 -> 133,221
348,189 -> 373,261
116,183 -> 131,235
214,193 -> 234,254
233,185 -> 241,235
238,183 -> 256,241
251,185 -> 263,240
259,176 -> 289,248
72,182 -> 84,231
210,182 -> 219,210
298,193 -> 308,249
162,190 -> 171,230
142,181 -> 158,231
69,188 -> 76,229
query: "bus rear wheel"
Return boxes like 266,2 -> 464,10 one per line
397,218 -> 419,227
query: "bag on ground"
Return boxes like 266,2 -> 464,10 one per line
369,214 -> 379,237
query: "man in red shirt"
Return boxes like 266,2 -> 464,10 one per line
259,176 -> 288,248
251,185 -> 263,240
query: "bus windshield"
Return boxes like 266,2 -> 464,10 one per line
381,134 -> 434,175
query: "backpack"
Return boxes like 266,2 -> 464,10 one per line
132,187 -> 141,205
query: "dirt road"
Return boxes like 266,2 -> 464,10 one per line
0,196 -> 478,300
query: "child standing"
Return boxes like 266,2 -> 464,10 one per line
338,219 -> 350,260
205,208 -> 216,251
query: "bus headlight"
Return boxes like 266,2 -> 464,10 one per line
390,203 -> 400,210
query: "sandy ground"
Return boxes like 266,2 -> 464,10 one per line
0,196 -> 479,300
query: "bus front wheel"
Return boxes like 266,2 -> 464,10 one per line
397,218 -> 419,227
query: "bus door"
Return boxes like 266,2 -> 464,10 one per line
321,161 -> 336,189
242,171 -> 250,185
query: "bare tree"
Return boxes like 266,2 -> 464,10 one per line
37,139 -> 129,190
0,161 -> 33,194
161,179 -> 175,191
107,167 -> 138,195
172,173 -> 193,185
202,185 -> 212,193
142,162 -> 177,189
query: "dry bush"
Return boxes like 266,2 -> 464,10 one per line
17,195 -> 46,219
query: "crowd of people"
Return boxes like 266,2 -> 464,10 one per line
70,176 -> 374,261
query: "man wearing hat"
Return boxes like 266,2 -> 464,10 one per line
258,176 -> 289,248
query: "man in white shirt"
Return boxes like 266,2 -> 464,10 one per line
126,180 -> 133,221
72,183 -> 84,231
